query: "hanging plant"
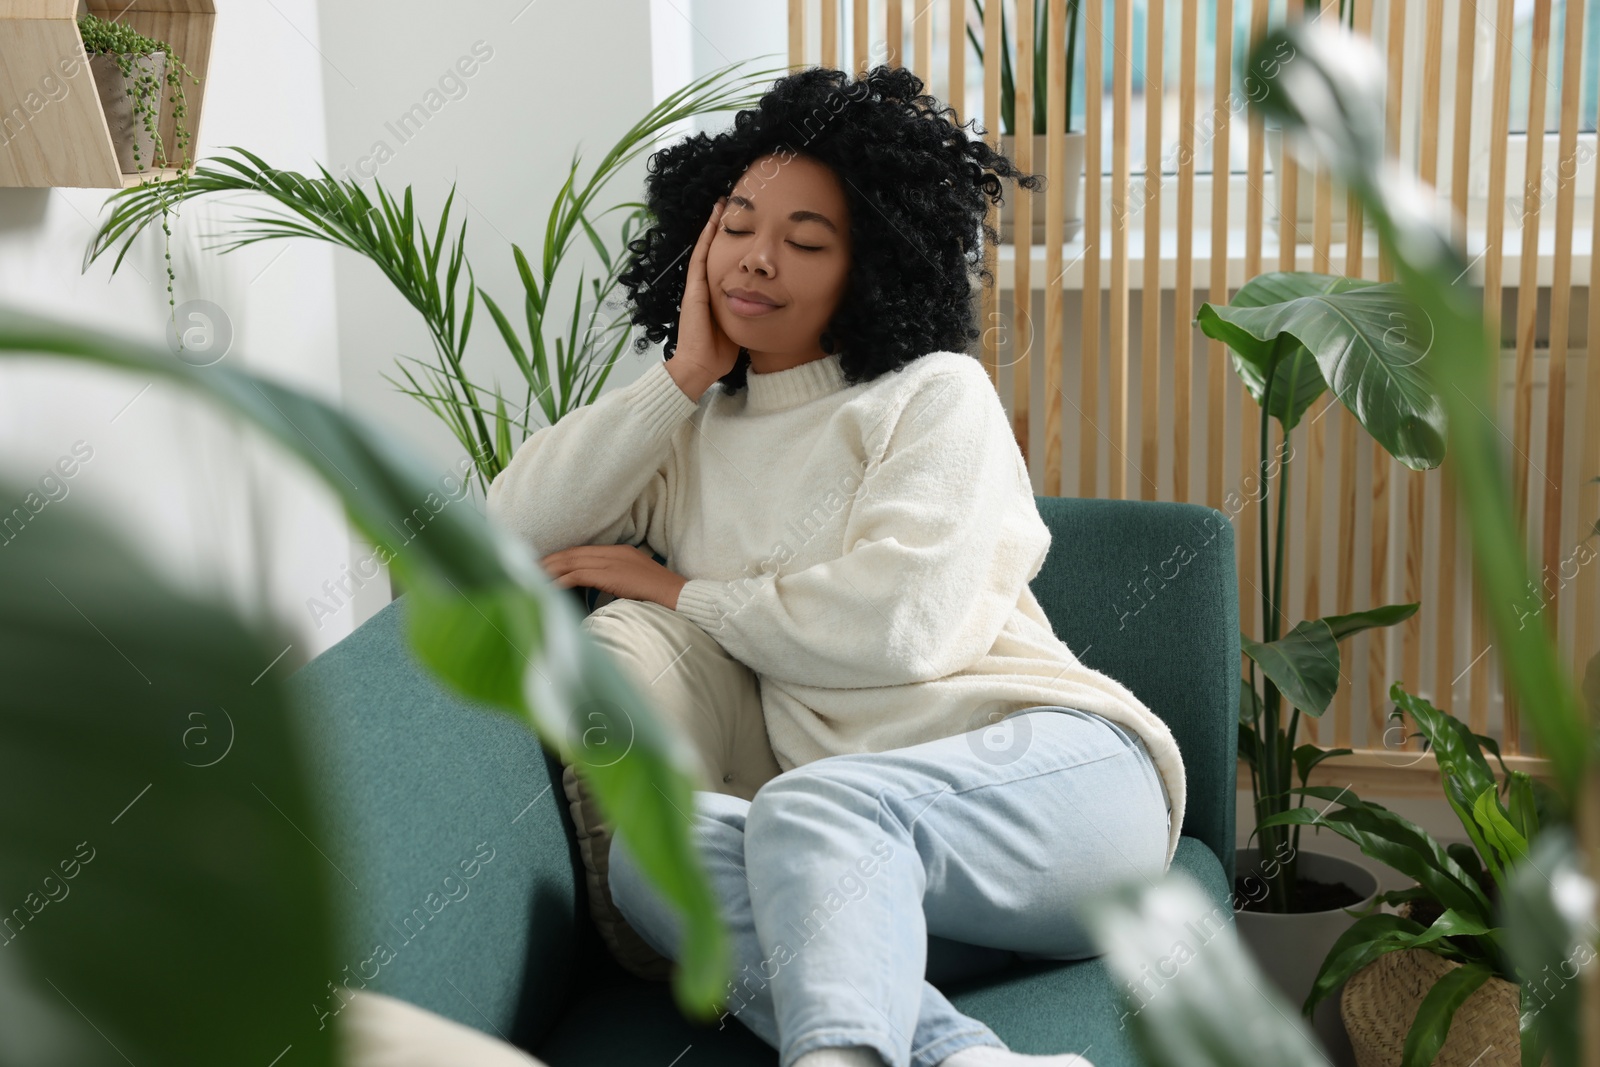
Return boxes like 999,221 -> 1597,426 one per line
78,12 -> 201,334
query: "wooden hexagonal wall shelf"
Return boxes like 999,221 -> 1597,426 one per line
0,0 -> 214,187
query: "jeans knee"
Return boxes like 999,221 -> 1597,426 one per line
746,766 -> 883,845
746,772 -> 803,839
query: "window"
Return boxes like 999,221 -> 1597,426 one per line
942,0 -> 1598,197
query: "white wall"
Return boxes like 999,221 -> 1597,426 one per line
683,0 -> 788,126
0,0 -> 353,671
313,0 -> 662,630
1,0 -> 797,669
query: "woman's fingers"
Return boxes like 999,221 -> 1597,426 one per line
538,545 -> 665,602
674,196 -> 740,380
684,197 -> 724,307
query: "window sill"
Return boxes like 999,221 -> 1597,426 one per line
993,219 -> 1596,291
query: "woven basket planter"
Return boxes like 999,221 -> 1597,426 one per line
1341,938 -> 1532,1067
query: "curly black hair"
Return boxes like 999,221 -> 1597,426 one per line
615,64 -> 1045,395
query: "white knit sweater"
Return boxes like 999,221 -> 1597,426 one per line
486,350 -> 1186,871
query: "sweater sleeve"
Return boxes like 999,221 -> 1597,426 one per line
672,368 -> 1051,689
485,358 -> 700,559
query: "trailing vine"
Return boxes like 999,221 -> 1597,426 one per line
78,12 -> 201,332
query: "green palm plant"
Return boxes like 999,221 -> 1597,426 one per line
1195,270 -> 1440,912
0,303 -> 736,1062
83,58 -> 788,497
1257,684 -> 1566,1066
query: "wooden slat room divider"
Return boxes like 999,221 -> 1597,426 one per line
787,0 -> 1598,794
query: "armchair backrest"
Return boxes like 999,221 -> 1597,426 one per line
1029,496 -> 1239,889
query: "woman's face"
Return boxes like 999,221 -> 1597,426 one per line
706,152 -> 853,372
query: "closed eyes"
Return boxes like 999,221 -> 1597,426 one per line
720,226 -> 823,252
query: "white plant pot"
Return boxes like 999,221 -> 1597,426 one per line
1265,126 -> 1349,243
998,132 -> 1086,245
89,50 -> 168,174
1234,846 -> 1381,1064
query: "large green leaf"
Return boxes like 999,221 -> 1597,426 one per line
1305,908 -> 1492,1017
1400,908 -> 1495,951
0,482 -> 338,1066
1391,686 -> 1500,803
0,304 -> 730,1024
1390,686 -> 1509,885
1453,711 -> 1514,782
1400,961 -> 1495,1067
1083,873 -> 1334,1067
1446,842 -> 1489,896
1506,770 -> 1541,843
1259,792 -> 1492,921
1196,271 -> 1445,469
1375,885 -> 1439,910
1241,618 -> 1341,716
1472,785 -> 1530,874
1201,271 -> 1359,430
1303,912 -> 1426,1014
1250,334 -> 1329,431
1292,742 -> 1353,784
1320,602 -> 1419,641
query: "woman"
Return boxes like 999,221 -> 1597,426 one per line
486,65 -> 1182,1067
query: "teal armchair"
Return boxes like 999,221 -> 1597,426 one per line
290,497 -> 1239,1066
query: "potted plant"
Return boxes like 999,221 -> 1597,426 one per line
1068,19 -> 1596,1067
1264,0 -> 1355,241
1256,683 -> 1567,1066
969,0 -> 1086,244
84,59 -> 783,499
1194,266 -> 1454,1052
78,11 -> 201,329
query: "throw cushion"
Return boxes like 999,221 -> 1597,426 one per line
569,595 -> 782,980
341,989 -> 547,1066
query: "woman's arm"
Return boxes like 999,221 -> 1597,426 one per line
486,357 -> 711,558
672,367 -> 1050,689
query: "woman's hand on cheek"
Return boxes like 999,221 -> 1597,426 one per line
539,545 -> 690,611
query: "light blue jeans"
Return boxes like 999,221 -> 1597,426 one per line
607,705 -> 1173,1067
